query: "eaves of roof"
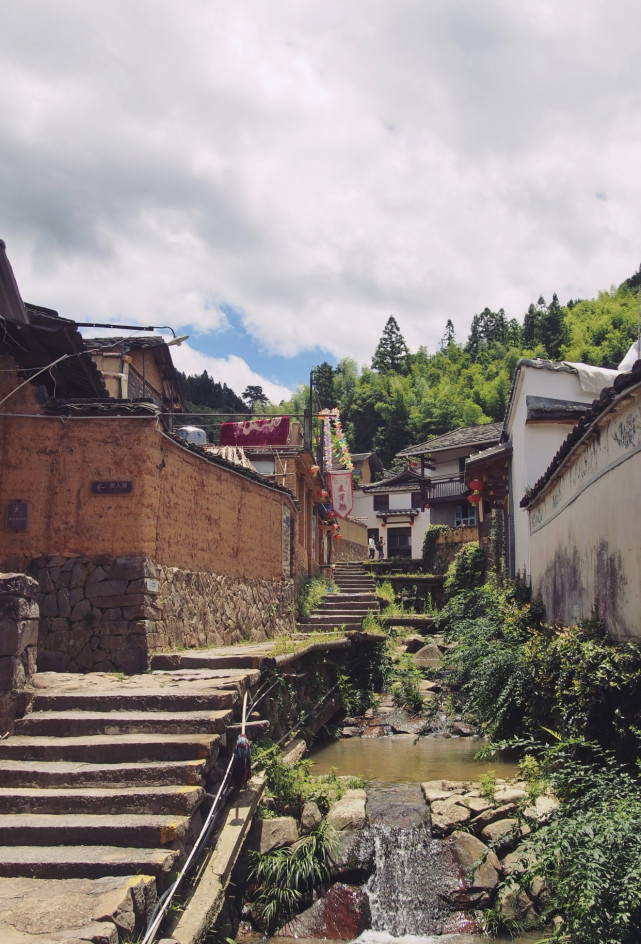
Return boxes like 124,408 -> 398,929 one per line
398,421 -> 502,457
521,360 -> 641,508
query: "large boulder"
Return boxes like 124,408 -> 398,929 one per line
277,883 -> 371,940
430,796 -> 472,836
248,816 -> 299,854
414,644 -> 444,669
444,831 -> 501,909
481,818 -> 530,855
327,790 -> 367,831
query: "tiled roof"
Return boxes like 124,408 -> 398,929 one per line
362,467 -> 426,493
521,361 -> 641,507
398,422 -> 502,457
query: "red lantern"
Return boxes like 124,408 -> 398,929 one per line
468,491 -> 482,506
468,479 -> 483,492
424,503 -> 431,510
409,518 -> 414,526
380,521 -> 386,528
310,465 -> 320,475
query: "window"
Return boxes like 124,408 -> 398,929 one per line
373,494 -> 389,512
454,503 -> 477,527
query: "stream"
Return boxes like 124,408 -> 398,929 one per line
289,735 -> 538,944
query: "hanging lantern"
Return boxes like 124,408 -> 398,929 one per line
409,518 -> 414,526
468,479 -> 484,492
310,465 -> 320,475
380,521 -> 386,528
424,503 -> 431,510
468,490 -> 482,506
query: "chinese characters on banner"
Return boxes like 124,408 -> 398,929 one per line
328,470 -> 354,519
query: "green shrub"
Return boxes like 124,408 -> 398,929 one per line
444,543 -> 486,597
390,653 -> 424,713
422,524 -> 450,571
507,741 -> 641,944
245,822 -> 336,929
297,576 -> 332,618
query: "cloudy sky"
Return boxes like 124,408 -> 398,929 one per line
2,1 -> 641,401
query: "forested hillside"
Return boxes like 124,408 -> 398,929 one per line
180,268 -> 641,466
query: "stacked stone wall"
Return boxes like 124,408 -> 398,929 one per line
0,572 -> 38,733
2,555 -> 296,674
332,538 -> 367,563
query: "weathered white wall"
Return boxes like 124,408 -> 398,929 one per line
528,386 -> 641,640
507,365 -> 610,578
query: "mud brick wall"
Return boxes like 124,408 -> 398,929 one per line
0,572 -> 38,733
24,555 -> 296,674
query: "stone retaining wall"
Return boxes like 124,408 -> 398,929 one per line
0,572 -> 38,733
4,555 -> 296,674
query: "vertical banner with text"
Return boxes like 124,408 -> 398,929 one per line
328,471 -> 354,519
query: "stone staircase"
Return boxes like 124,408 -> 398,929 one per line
296,562 -> 380,633
0,664 -> 260,943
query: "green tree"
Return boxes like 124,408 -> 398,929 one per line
371,315 -> 409,373
312,362 -> 335,408
540,293 -> 569,360
241,385 -> 270,409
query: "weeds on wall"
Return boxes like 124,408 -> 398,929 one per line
297,575 -> 334,618
421,524 -> 450,572
442,577 -> 641,750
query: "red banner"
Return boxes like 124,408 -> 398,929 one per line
219,416 -> 290,447
328,471 -> 354,519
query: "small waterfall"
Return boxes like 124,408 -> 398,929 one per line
365,824 -> 450,935
361,784 -> 453,937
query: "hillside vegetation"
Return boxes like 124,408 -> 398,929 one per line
181,267 -> 641,465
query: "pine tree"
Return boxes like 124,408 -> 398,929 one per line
371,315 -> 409,373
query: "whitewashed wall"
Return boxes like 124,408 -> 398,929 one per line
528,386 -> 641,640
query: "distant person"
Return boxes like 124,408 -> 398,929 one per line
377,536 -> 385,560
368,536 -> 376,560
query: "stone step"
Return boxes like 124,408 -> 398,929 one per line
15,708 -> 233,737
0,874 -> 157,944
150,653 -> 268,673
0,845 -> 179,880
296,616 -> 365,629
148,666 -> 261,690
0,785 -> 205,816
30,688 -> 238,713
318,599 -> 378,609
0,758 -> 207,789
0,733 -> 220,766
0,813 -> 191,849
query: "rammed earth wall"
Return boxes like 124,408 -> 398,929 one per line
5,555 -> 295,674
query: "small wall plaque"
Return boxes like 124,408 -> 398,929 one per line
145,578 -> 160,594
7,501 -> 28,531
91,481 -> 133,495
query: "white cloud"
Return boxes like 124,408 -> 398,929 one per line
2,0 -> 641,388
169,343 -> 293,405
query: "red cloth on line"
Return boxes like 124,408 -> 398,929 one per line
219,416 -> 290,447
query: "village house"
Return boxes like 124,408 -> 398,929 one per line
84,334 -> 184,427
465,358 -> 618,579
352,423 -> 501,559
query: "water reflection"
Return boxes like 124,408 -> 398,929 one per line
309,734 -> 518,783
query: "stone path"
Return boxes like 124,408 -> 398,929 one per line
0,628 -> 371,943
0,663 -> 260,943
